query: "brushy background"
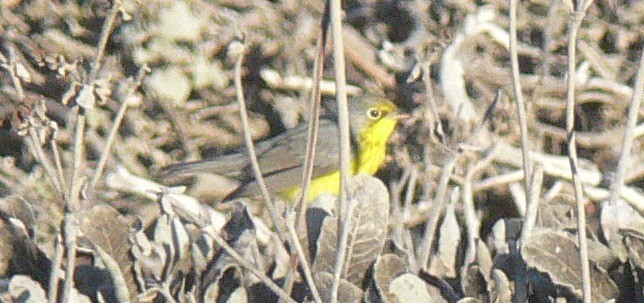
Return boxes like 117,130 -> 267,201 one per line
0,0 -> 643,302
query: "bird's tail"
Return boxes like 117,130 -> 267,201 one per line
158,154 -> 248,180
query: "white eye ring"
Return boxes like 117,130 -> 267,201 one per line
368,108 -> 381,120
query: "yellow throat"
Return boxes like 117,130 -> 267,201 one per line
283,99 -> 400,202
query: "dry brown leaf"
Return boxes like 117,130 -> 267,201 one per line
522,229 -> 619,302
312,175 -> 390,285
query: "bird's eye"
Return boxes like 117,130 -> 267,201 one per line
368,108 -> 381,119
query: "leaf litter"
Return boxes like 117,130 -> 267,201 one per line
0,0 -> 643,302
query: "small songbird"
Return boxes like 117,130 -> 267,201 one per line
160,95 -> 405,202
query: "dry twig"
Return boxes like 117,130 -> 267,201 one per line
509,0 -> 533,201
608,44 -> 644,211
564,1 -> 596,301
328,0 -> 353,301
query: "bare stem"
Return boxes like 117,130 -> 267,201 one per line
461,151 -> 496,270
50,132 -> 68,194
296,5 -> 329,213
59,214 -> 79,303
89,0 -> 121,80
295,9 -> 329,261
60,2 -> 121,300
92,243 -> 132,303
418,156 -> 458,271
67,109 -> 85,211
328,0 -> 352,301
47,235 -> 64,303
205,228 -> 298,303
286,215 -> 323,303
609,44 -> 644,207
565,10 -> 592,303
509,0 -> 533,197
232,39 -> 333,303
521,164 -> 544,241
28,128 -> 65,198
90,67 -> 148,191
421,61 -> 445,143
158,284 -> 178,303
232,44 -> 288,245
90,101 -> 128,189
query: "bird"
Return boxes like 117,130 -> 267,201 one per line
159,95 -> 405,202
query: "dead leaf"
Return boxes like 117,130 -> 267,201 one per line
389,273 -> 436,302
131,212 -> 193,300
313,271 -> 362,303
312,175 -> 390,285
79,204 -> 135,300
522,229 -> 619,302
366,253 -> 408,303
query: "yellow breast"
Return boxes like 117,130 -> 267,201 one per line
282,117 -> 397,202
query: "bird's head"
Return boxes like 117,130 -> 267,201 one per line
348,95 -> 405,147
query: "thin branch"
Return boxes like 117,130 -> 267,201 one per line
288,8 -> 332,297
402,166 -> 419,270
521,165 -> 544,242
418,155 -> 458,271
47,235 -> 64,303
158,284 -> 178,303
403,167 -> 419,223
286,215 -> 322,303
609,44 -> 644,207
49,126 -> 67,194
205,227 -> 298,303
509,0 -> 533,197
295,4 -> 329,244
28,127 -> 65,198
328,0 -> 352,300
88,0 -> 121,80
90,66 -> 149,191
58,156 -> 84,303
260,69 -> 361,95
565,9 -> 592,303
460,149 -> 497,273
232,42 -> 321,302
59,214 -> 79,303
89,101 -> 127,189
61,2 -> 121,300
230,41 -> 288,245
516,164 -> 544,303
421,60 -> 445,144
4,47 -> 66,198
92,243 -> 131,303
66,108 -> 85,212
391,165 -> 411,245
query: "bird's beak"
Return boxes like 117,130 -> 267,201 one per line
392,112 -> 410,121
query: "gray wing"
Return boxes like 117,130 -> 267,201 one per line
159,121 -> 325,178
160,119 -> 341,195
159,152 -> 249,179
230,119 -> 342,198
